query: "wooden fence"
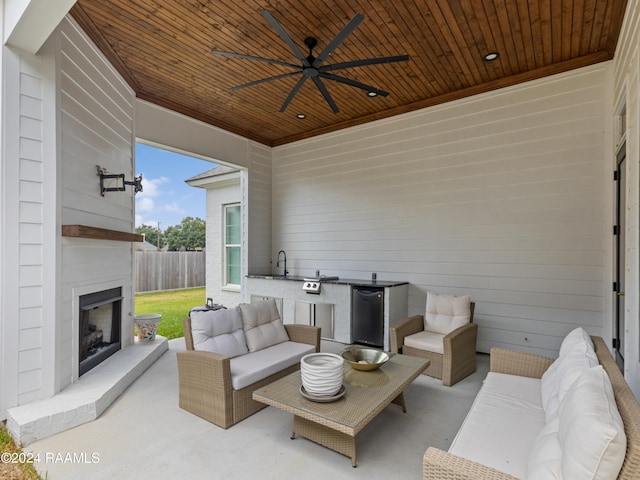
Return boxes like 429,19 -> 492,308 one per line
135,251 -> 206,292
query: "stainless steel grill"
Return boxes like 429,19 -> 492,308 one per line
302,276 -> 339,294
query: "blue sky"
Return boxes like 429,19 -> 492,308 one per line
134,143 -> 216,229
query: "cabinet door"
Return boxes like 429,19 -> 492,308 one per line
294,301 -> 334,338
314,303 -> 334,340
294,301 -> 312,325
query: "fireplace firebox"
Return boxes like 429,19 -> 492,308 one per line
79,287 -> 122,376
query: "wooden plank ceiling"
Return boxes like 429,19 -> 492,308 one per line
71,0 -> 628,146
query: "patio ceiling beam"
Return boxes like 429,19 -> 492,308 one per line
4,0 -> 76,54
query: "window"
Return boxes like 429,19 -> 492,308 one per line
224,204 -> 241,286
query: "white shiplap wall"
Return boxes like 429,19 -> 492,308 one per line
613,0 -> 640,398
272,64 -> 610,357
57,17 -> 136,388
1,41 -> 56,417
16,51 -> 51,405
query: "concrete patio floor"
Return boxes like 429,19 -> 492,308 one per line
27,338 -> 489,480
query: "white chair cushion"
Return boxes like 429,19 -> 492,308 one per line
557,365 -> 626,480
404,330 -> 445,354
229,341 -> 315,390
424,291 -> 471,335
449,372 -> 545,479
190,306 -> 249,358
240,299 -> 289,352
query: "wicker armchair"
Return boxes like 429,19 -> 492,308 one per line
390,293 -> 476,387
177,314 -> 320,429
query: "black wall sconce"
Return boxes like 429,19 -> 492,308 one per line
97,165 -> 143,196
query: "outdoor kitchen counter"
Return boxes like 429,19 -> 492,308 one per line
246,274 -> 408,288
245,275 -> 409,350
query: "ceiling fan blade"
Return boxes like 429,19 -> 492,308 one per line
211,49 -> 299,69
313,13 -> 365,68
231,71 -> 302,91
321,54 -> 410,72
312,77 -> 339,113
320,73 -> 389,96
279,76 -> 309,112
260,10 -> 310,67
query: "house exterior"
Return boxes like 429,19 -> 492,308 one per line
2,0 -> 640,441
185,165 -> 242,308
135,240 -> 158,252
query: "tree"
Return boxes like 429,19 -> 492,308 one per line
136,224 -> 161,247
163,217 -> 206,251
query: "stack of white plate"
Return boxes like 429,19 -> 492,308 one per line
300,353 -> 344,397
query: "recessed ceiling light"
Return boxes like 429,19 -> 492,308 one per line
483,52 -> 500,62
367,91 -> 377,97
296,113 -> 306,119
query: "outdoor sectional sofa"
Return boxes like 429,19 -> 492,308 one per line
177,299 -> 320,429
423,329 -> 640,480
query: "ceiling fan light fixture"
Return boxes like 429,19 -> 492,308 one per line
211,10 -> 409,114
367,91 -> 377,97
296,113 -> 306,119
483,51 -> 500,62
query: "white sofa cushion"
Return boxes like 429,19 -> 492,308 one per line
424,291 -> 471,335
404,330 -> 445,354
558,365 -> 626,480
540,359 -> 561,422
541,327 -> 598,421
240,299 -> 289,352
555,345 -> 598,400
526,416 -> 562,480
190,306 -> 249,358
559,326 -> 595,358
229,341 -> 315,390
449,372 -> 546,479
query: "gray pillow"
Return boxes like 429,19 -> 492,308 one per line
239,299 -> 289,352
190,306 -> 249,358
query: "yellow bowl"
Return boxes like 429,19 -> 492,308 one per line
342,347 -> 389,371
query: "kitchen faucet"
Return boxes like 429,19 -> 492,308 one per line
276,250 -> 288,277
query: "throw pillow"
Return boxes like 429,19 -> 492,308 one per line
558,365 -> 626,480
540,359 -> 561,422
555,345 -> 599,403
541,327 -> 598,421
526,416 -> 562,480
559,327 -> 595,358
424,291 -> 471,335
240,299 -> 289,352
191,306 -> 249,358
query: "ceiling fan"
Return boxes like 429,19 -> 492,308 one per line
211,10 -> 409,114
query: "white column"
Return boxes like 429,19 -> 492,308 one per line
4,0 -> 76,53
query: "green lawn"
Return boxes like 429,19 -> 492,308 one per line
134,287 -> 205,340
0,424 -> 42,479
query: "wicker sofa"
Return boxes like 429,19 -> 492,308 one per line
423,332 -> 640,480
177,299 -> 320,429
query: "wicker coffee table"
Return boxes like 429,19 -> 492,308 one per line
252,353 -> 429,467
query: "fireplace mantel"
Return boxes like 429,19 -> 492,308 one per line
62,225 -> 143,242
